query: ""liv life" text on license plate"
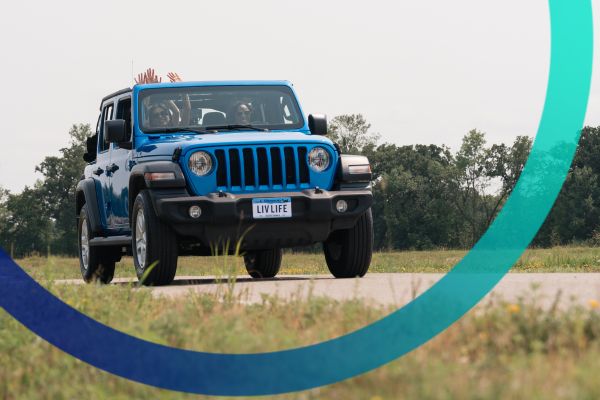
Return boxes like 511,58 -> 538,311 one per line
252,197 -> 292,219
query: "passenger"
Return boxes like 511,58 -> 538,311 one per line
135,68 -> 190,127
230,101 -> 253,125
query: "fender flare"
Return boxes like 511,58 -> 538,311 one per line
333,155 -> 372,191
75,178 -> 103,235
128,161 -> 188,221
338,155 -> 372,183
129,161 -> 186,189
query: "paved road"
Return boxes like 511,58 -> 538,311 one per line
58,273 -> 600,309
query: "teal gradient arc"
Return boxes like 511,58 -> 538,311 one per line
0,0 -> 593,395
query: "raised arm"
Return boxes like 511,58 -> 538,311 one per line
164,100 -> 181,125
167,72 -> 191,125
134,72 -> 146,85
135,70 -> 190,126
134,68 -> 162,84
167,72 -> 182,82
144,68 -> 162,83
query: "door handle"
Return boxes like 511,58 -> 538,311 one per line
93,167 -> 104,176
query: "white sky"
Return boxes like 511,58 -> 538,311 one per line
0,0 -> 599,193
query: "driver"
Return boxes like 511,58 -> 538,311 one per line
147,104 -> 173,127
136,68 -> 191,128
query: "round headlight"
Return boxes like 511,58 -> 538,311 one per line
188,151 -> 213,176
307,147 -> 330,172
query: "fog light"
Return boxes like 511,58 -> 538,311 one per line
189,205 -> 202,219
336,199 -> 348,213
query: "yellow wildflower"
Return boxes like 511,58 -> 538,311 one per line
506,304 -> 520,314
588,299 -> 600,309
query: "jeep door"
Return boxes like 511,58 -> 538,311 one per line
95,101 -> 114,229
107,95 -> 133,233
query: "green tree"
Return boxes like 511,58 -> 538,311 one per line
451,130 -> 532,246
0,186 -> 10,254
484,135 -> 532,226
3,184 -> 52,257
534,126 -> 600,245
453,130 -> 493,245
366,143 -> 461,249
329,114 -> 380,154
35,124 -> 90,255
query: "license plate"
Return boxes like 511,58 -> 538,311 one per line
252,197 -> 292,219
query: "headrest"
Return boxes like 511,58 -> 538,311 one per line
202,112 -> 226,127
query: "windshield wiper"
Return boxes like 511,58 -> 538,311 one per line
147,127 -> 214,134
202,124 -> 269,132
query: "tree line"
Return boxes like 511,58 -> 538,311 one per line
1,117 -> 598,257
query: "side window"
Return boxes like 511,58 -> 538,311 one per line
280,96 -> 297,124
116,97 -> 132,148
95,113 -> 101,135
98,103 -> 114,153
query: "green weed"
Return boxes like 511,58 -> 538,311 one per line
15,246 -> 600,281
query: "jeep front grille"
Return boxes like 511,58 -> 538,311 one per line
214,146 -> 310,191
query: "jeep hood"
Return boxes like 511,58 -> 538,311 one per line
136,131 -> 335,158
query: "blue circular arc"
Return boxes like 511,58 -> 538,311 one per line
0,0 -> 593,396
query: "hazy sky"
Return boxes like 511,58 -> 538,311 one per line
1,0 -> 598,193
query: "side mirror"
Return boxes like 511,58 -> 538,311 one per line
308,114 -> 327,136
104,119 -> 132,149
83,134 -> 98,162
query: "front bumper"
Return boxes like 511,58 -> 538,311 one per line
150,189 -> 372,250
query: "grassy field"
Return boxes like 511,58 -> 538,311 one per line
16,245 -> 600,281
4,246 -> 600,399
3,280 -> 600,399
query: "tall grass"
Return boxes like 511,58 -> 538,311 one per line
16,246 -> 600,281
3,280 -> 600,399
5,247 -> 600,398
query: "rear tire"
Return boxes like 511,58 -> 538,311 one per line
323,208 -> 373,278
78,205 -> 117,284
244,248 -> 283,278
132,190 -> 178,286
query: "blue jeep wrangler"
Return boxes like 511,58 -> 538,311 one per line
76,81 -> 373,285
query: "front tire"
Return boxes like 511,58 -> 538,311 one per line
244,248 -> 283,278
132,190 -> 178,286
78,205 -> 116,284
323,209 -> 373,278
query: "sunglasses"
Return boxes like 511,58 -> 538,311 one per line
236,110 -> 251,116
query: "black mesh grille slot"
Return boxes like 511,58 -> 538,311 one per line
214,146 -> 311,190
242,148 -> 255,187
228,149 -> 241,187
284,147 -> 296,185
215,149 -> 227,187
257,147 -> 269,186
270,147 -> 283,185
297,147 -> 309,184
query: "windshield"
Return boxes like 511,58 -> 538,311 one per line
138,85 -> 304,133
